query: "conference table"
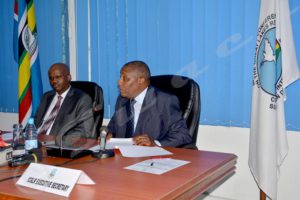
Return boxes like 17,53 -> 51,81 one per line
0,139 -> 237,200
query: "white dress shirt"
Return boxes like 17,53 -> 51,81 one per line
38,86 -> 71,135
133,87 -> 148,131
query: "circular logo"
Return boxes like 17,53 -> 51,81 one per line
256,27 -> 282,96
21,25 -> 38,56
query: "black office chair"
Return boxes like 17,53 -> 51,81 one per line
150,75 -> 200,149
70,81 -> 104,137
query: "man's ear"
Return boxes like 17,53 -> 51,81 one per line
68,74 -> 72,82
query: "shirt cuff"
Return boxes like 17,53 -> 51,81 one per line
154,140 -> 161,146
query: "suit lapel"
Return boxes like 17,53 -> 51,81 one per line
37,92 -> 55,128
134,87 -> 156,134
50,88 -> 74,135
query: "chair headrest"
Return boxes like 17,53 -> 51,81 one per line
150,75 -> 199,119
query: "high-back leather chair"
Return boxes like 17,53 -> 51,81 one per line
70,81 -> 104,137
150,75 -> 200,149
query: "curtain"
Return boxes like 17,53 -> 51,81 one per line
74,0 -> 300,130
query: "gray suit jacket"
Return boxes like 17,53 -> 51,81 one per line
34,87 -> 94,146
108,86 -> 192,147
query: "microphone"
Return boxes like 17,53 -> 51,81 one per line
56,108 -> 94,148
46,108 -> 94,159
92,126 -> 114,159
99,126 -> 108,151
8,148 -> 43,167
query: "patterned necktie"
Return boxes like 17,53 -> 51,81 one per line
125,99 -> 136,138
39,95 -> 62,135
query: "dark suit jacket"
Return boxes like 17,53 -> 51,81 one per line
108,86 -> 192,147
34,87 -> 94,146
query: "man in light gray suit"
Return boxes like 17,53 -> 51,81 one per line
34,63 -> 94,147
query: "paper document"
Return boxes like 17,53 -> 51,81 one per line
88,138 -> 172,158
119,146 -> 172,157
106,138 -> 134,149
125,158 -> 190,175
89,138 -> 134,152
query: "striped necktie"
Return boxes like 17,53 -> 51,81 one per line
39,95 -> 62,135
125,99 -> 136,138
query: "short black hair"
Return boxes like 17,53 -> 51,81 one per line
49,63 -> 70,74
123,60 -> 151,79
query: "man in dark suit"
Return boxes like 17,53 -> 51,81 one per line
108,61 -> 192,147
34,63 -> 94,146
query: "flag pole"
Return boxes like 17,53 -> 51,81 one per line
260,190 -> 266,200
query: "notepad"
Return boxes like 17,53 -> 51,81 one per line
125,158 -> 190,175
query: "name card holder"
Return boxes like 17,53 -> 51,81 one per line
17,163 -> 95,197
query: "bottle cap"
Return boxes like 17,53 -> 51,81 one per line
28,118 -> 34,124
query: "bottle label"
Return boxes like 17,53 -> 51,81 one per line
12,149 -> 26,156
25,140 -> 37,150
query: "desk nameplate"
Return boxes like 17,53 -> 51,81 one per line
16,163 -> 95,197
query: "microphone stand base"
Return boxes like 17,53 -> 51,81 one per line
92,149 -> 115,159
46,146 -> 91,159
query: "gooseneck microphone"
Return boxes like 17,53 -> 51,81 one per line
99,126 -> 108,151
92,126 -> 114,159
46,108 -> 94,159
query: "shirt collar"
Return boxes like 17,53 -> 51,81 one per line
134,87 -> 148,105
55,85 -> 71,99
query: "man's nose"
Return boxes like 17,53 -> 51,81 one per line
51,78 -> 58,84
117,79 -> 122,87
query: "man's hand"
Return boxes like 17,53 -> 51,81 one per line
133,134 -> 156,146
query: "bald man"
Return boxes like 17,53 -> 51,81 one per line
108,61 -> 192,147
34,63 -> 94,146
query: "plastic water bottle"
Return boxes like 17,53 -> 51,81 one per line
12,124 -> 26,157
18,124 -> 24,145
12,124 -> 19,148
12,124 -> 24,147
24,118 -> 38,150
